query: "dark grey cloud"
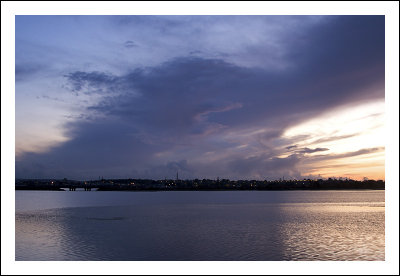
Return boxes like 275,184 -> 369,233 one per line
64,71 -> 118,93
15,63 -> 45,82
189,50 -> 203,55
113,15 -> 186,30
16,16 -> 385,180
124,40 -> 137,48
16,118 -> 163,179
296,147 -> 329,154
304,147 -> 385,163
36,95 -> 65,103
227,154 -> 302,180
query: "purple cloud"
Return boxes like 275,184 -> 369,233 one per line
15,16 -> 385,180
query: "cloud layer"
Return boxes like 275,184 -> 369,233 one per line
15,16 -> 385,180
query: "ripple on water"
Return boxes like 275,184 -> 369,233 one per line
15,192 -> 385,261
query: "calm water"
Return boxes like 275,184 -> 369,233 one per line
15,190 -> 385,261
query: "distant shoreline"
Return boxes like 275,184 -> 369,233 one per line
15,187 -> 385,192
15,178 -> 385,192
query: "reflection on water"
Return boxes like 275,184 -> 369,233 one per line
278,203 -> 385,261
15,191 -> 384,261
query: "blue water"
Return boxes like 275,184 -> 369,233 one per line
15,190 -> 385,261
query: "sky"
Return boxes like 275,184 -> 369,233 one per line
15,15 -> 385,181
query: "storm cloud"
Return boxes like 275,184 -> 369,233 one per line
15,15 -> 385,180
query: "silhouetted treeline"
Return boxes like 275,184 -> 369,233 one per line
15,177 -> 385,191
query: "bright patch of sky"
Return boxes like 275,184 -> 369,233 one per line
15,15 -> 385,180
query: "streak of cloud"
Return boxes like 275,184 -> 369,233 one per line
15,15 -> 385,180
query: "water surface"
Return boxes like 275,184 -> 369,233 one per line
15,190 -> 385,261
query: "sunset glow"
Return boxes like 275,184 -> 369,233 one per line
15,15 -> 385,180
